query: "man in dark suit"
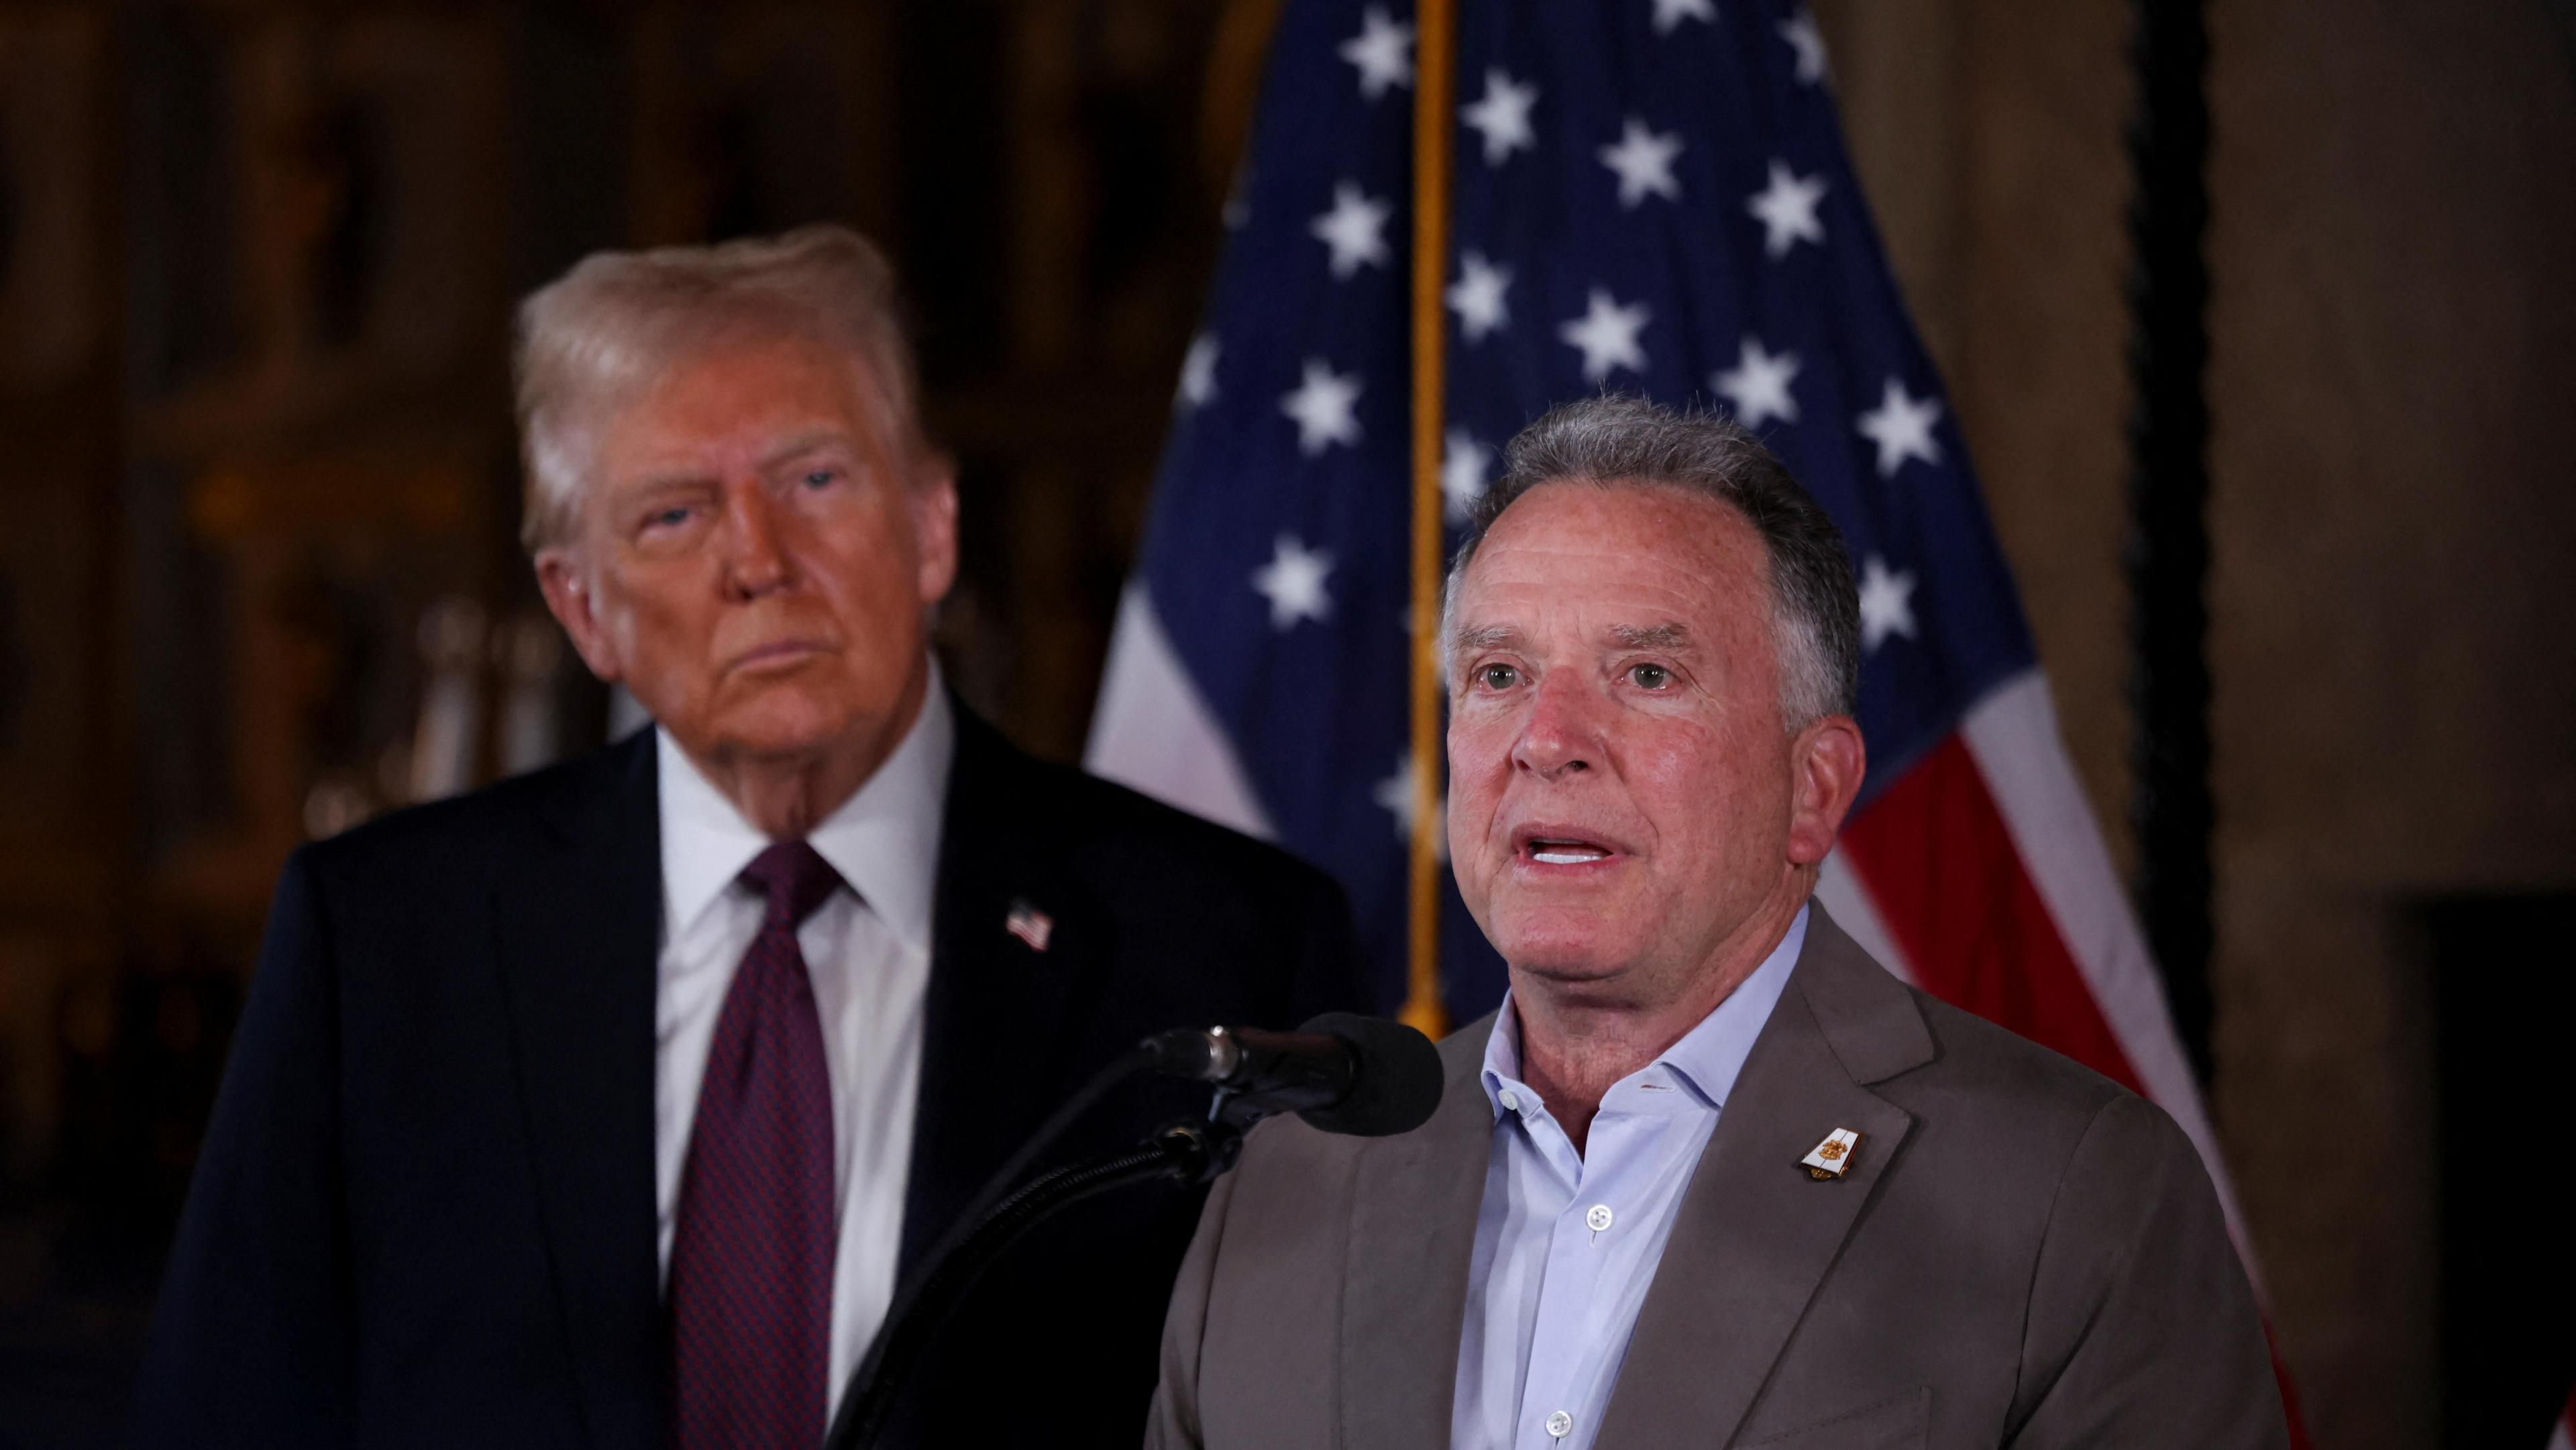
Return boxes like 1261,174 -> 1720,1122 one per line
1148,399 -> 2286,1449
133,226 -> 1365,1449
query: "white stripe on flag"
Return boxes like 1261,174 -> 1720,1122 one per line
1957,670 -> 2263,1291
1085,584 -> 1276,841
1816,850 -> 1918,989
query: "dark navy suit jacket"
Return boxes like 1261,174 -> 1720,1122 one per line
133,706 -> 1366,1448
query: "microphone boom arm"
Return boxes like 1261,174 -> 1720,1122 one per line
821,1115 -> 1243,1450
821,1011 -> 1437,1449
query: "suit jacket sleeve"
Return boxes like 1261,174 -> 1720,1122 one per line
2006,1092 -> 2287,1449
1143,1164 -> 1240,1450
131,848 -> 356,1447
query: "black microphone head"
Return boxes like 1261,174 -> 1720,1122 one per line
1291,1013 -> 1444,1137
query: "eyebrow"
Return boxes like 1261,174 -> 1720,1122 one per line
1448,623 -> 1523,654
614,468 -> 716,500
1446,622 -> 1695,654
615,429 -> 862,495
759,431 -> 857,470
1609,623 -> 1691,650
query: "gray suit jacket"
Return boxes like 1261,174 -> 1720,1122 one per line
1145,906 -> 2287,1449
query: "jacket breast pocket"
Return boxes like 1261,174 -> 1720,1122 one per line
1735,1386 -> 1931,1449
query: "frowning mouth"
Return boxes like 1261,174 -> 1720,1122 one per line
726,638 -> 835,673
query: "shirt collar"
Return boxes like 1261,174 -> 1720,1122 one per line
1480,902 -> 1811,1120
657,662 -> 956,955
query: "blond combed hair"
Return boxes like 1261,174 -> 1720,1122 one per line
512,225 -> 924,551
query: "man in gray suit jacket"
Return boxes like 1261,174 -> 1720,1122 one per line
1146,398 -> 2287,1450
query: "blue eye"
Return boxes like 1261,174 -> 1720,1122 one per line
649,507 -> 692,529
1629,664 -> 1672,689
1476,663 -> 1520,690
802,468 -> 838,490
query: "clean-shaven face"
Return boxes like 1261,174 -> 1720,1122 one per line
1444,481 -> 1813,1008
541,331 -> 957,776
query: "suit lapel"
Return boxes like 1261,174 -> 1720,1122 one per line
1339,1022 -> 1497,1450
493,733 -> 665,1448
899,707 -> 1093,1273
1593,908 -> 1935,1450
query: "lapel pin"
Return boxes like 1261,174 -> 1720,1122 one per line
1004,898 -> 1054,953
1801,1128 -> 1862,1180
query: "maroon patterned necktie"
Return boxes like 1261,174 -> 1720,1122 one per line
670,841 -> 843,1450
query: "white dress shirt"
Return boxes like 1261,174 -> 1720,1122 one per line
1450,905 -> 1808,1450
653,677 -> 954,1428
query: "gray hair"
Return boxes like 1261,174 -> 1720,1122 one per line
512,225 -> 925,552
1442,395 -> 1860,725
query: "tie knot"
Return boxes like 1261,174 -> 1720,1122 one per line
740,841 -> 843,927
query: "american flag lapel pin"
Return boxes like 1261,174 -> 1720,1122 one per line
1801,1128 -> 1862,1180
1004,898 -> 1054,953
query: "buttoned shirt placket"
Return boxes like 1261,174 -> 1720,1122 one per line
1485,1067 -> 1719,1450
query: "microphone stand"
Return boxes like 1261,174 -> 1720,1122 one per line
822,1111 -> 1248,1450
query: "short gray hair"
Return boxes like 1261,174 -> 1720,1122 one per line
512,225 -> 924,551
1443,395 -> 1860,724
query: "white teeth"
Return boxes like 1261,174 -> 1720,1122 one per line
1532,849 -> 1607,865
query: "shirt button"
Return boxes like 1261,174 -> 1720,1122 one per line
1544,1410 -> 1574,1439
1498,1088 -> 1521,1112
1585,1204 -> 1614,1233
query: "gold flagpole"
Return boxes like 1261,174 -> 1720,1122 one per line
1402,0 -> 1455,1039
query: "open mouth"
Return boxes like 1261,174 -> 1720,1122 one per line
1517,833 -> 1618,866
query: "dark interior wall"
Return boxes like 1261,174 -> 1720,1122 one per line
2426,894 -> 2576,1447
2210,5 -> 2576,1443
1822,2 -> 2576,1445
0,3 -> 1236,1438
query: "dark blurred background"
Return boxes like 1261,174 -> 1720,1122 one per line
0,1 -> 2568,1446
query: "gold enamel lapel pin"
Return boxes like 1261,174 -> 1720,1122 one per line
1801,1127 -> 1862,1180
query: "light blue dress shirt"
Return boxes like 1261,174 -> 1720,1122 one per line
1450,905 -> 1809,1450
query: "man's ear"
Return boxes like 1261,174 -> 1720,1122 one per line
535,548 -> 623,684
911,454 -> 961,607
1785,713 -> 1866,866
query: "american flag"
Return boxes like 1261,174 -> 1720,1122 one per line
1087,0 -> 2284,1408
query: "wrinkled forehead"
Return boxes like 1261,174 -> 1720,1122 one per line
1450,480 -> 1776,643
596,333 -> 921,480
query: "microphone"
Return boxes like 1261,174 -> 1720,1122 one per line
828,1013 -> 1441,1449
1140,1011 -> 1443,1137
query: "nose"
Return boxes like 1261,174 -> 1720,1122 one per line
1511,671 -> 1603,780
718,479 -> 794,600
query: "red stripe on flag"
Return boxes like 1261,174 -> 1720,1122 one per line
1839,733 -> 2143,1094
